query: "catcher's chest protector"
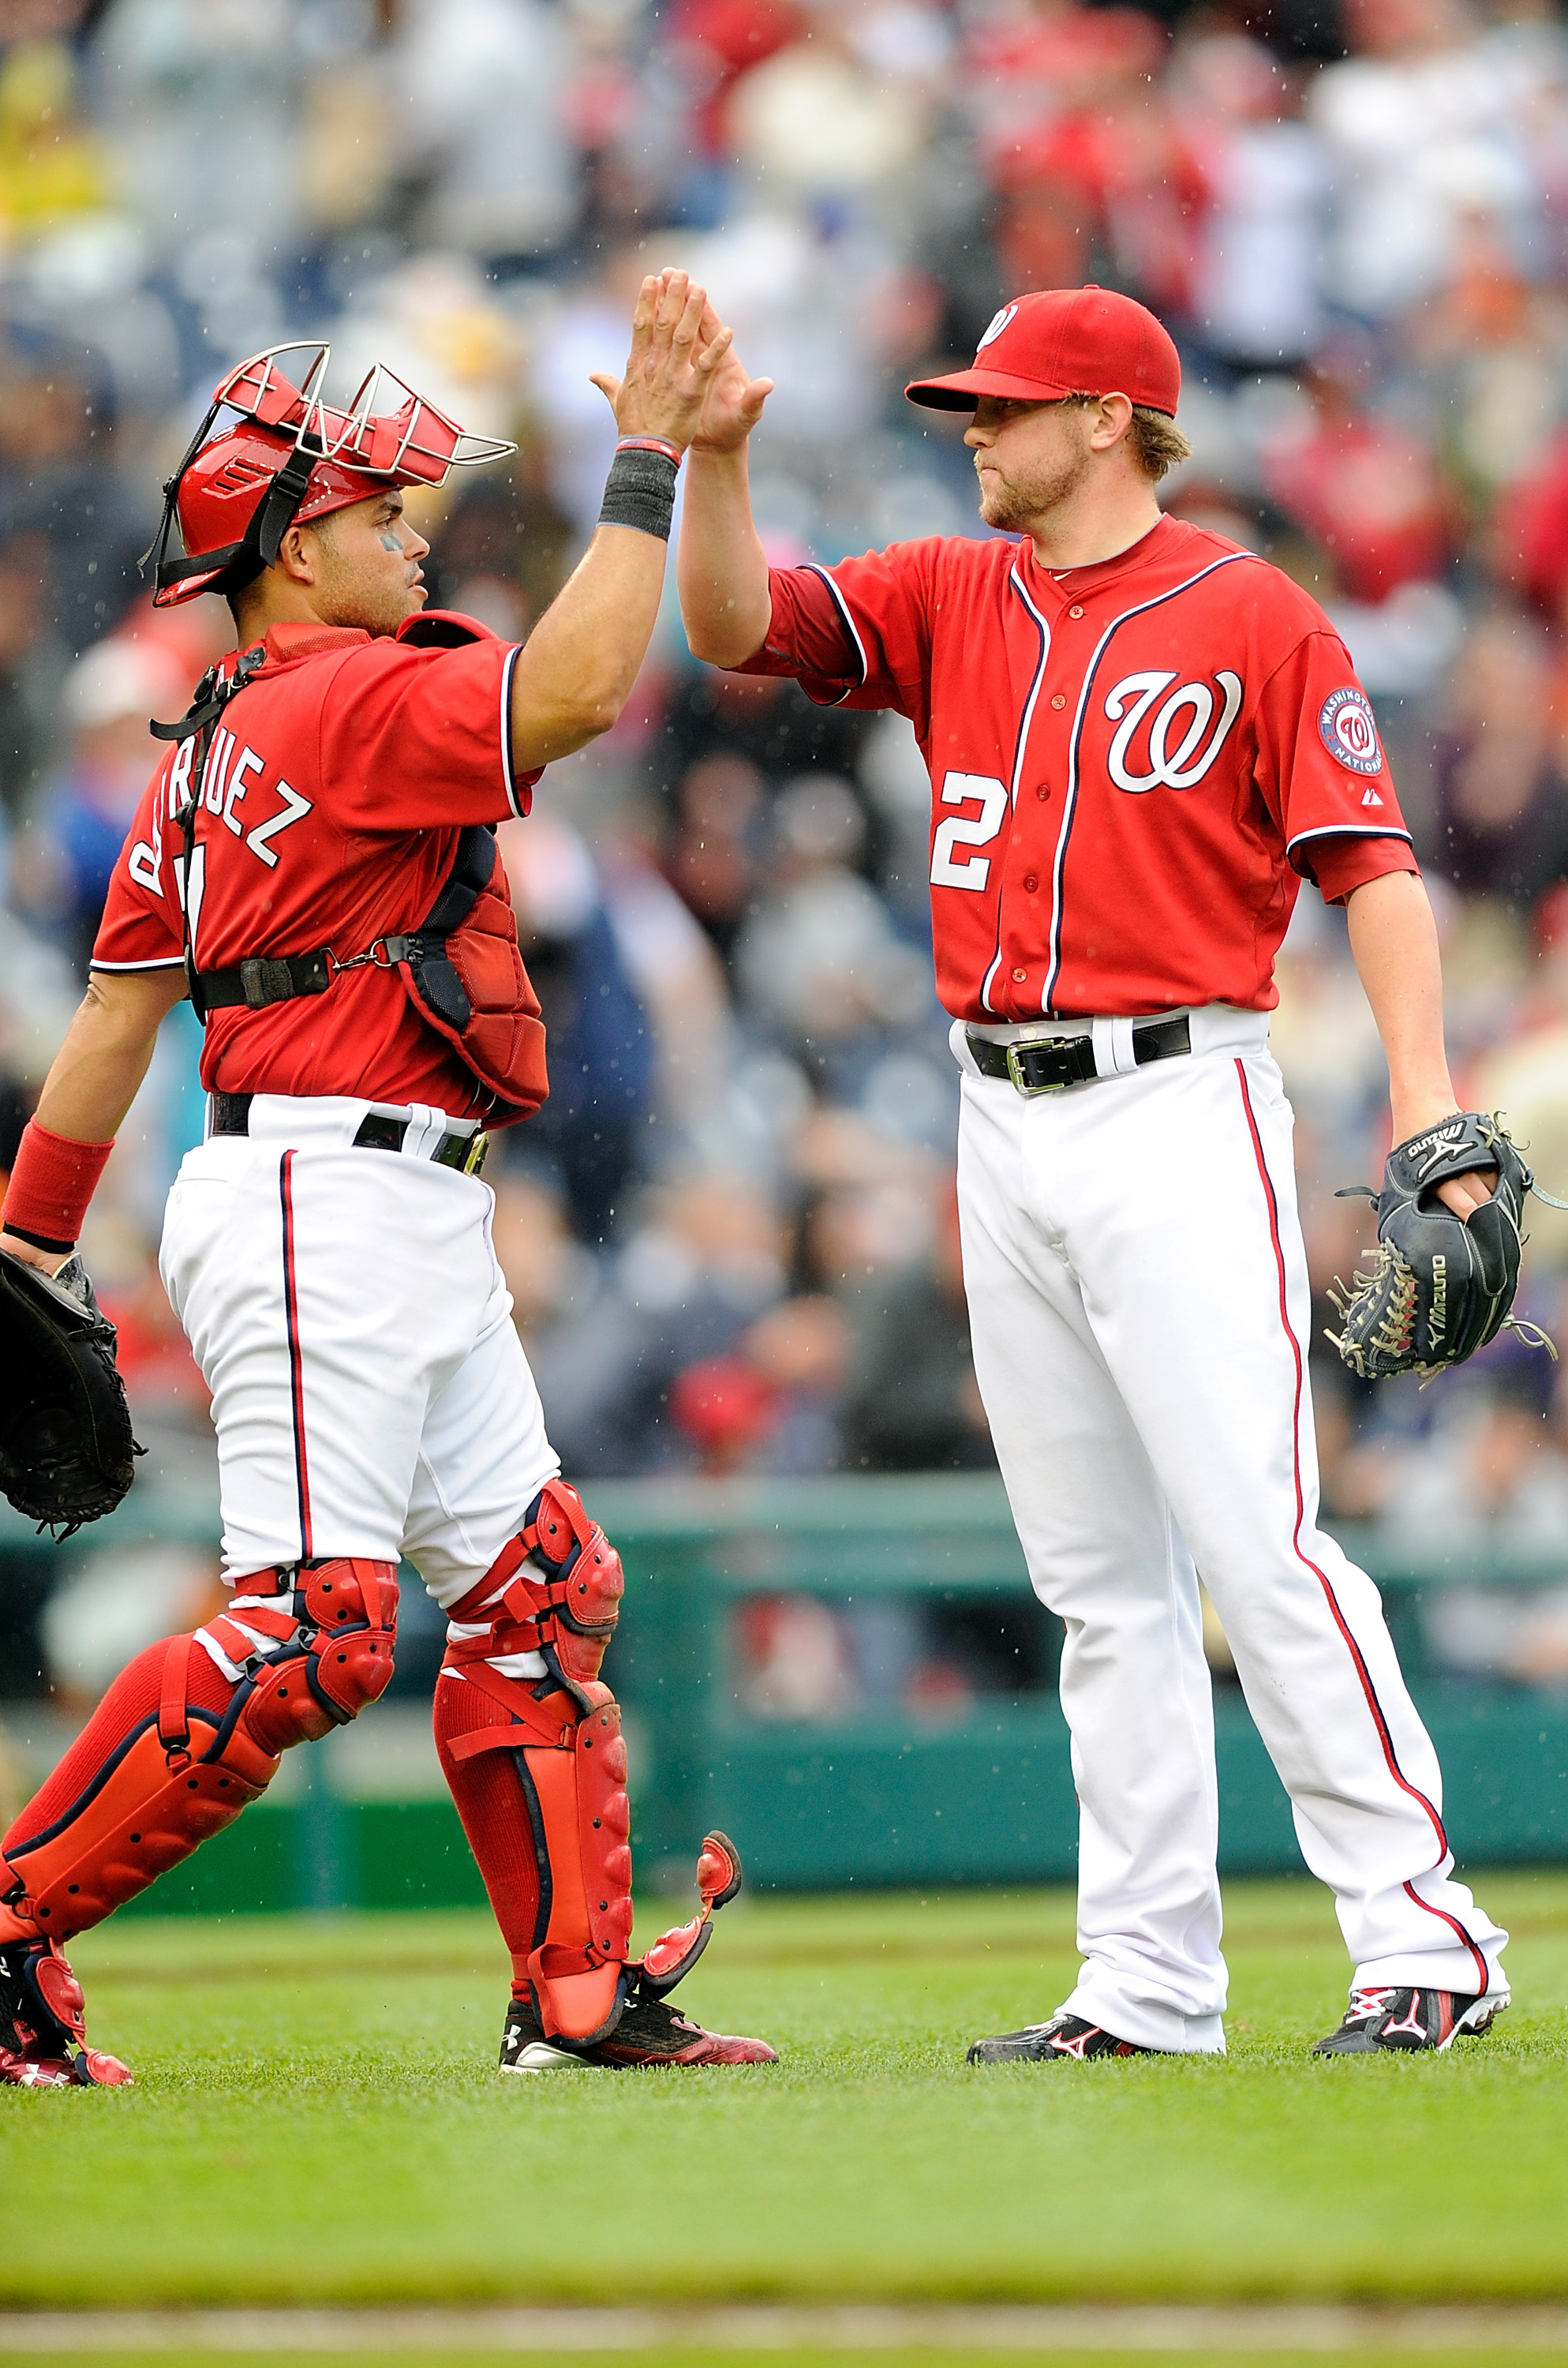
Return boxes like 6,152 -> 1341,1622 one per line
388,830 -> 548,1124
0,1559 -> 397,1943
433,1481 -> 741,2046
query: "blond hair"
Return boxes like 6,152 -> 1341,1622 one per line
1059,392 -> 1192,483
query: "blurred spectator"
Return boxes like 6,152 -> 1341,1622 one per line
661,751 -> 767,962
525,1175 -> 789,1473
1310,0 -> 1540,324
500,810 -> 655,1242
1261,341 -> 1451,601
0,532 -> 63,822
840,1186 -> 994,1471
734,776 -> 929,1076
27,634 -> 185,967
672,1291 -> 848,1471
1180,35 -> 1330,374
0,346 -> 148,653
1428,613 -> 1568,903
40,1543 -> 225,1712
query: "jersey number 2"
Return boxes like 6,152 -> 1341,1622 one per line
930,772 -> 1008,891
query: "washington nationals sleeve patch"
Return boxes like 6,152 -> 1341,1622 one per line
1319,686 -> 1383,776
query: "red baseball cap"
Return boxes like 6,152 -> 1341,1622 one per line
906,286 -> 1181,418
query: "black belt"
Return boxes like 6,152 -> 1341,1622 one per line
210,1092 -> 488,1176
967,1014 -> 1191,1094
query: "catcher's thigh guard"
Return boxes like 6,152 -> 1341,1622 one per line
435,1489 -> 743,2046
1,1559 -> 397,1942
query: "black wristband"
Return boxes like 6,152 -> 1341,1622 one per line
2,1223 -> 74,1253
598,445 -> 679,541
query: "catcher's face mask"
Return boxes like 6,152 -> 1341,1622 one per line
144,342 -> 517,609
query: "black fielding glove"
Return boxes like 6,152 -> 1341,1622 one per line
0,1250 -> 140,1538
1326,1111 -> 1551,1382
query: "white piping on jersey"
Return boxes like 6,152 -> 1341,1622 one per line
982,568 -> 1053,1014
87,955 -> 185,972
1044,550 -> 1258,1014
1286,822 -> 1413,850
500,643 -> 526,819
805,564 -> 868,706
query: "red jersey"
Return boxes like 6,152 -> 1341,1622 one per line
93,614 -> 540,1114
741,513 -> 1416,1021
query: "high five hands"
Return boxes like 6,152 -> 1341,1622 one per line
688,290 -> 773,453
590,272 -> 773,456
589,270 -> 735,453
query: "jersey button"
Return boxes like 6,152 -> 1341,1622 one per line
1036,785 -> 1050,801
1012,967 -> 1027,982
1068,604 -> 1084,618
1050,693 -> 1066,709
1023,874 -> 1038,892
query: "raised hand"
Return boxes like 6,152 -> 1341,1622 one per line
687,290 -> 773,455
589,270 -> 734,454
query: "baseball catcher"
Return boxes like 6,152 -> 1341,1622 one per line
0,275 -> 776,2085
1328,1113 -> 1558,1382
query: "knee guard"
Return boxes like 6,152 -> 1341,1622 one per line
434,1482 -> 742,2047
1,1558 -> 397,1944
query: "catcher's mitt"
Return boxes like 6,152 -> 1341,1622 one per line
1326,1111 -> 1555,1384
0,1250 -> 140,1538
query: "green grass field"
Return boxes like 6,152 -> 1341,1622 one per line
2,1870 -> 1566,2351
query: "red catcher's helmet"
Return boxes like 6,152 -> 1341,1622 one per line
145,342 -> 517,609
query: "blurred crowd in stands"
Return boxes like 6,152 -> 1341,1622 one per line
6,0 -> 1568,1710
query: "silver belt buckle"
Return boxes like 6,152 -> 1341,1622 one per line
1005,1040 -> 1069,1096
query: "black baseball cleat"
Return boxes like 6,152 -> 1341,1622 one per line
0,1939 -> 133,2088
1312,1985 -> 1510,2056
967,2011 -> 1154,2064
500,1987 -> 777,2071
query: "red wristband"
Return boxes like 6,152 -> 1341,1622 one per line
616,434 -> 683,468
1,1120 -> 114,1252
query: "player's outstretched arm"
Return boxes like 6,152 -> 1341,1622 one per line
676,297 -> 774,669
0,967 -> 187,1275
1345,870 -> 1493,1217
507,272 -> 732,773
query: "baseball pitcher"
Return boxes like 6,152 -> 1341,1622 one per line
678,283 -> 1518,2061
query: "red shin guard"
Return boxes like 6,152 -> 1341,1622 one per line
1,1558 -> 398,1945
435,1482 -> 745,2046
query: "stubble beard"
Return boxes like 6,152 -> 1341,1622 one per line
976,440 -> 1093,535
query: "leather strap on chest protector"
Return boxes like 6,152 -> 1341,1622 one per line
1,1560 -> 397,1943
432,1480 -> 744,2045
151,649 -> 268,1021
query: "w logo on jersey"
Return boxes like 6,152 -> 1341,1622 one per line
1103,669 -> 1244,793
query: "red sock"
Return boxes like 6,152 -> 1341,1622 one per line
5,1637 -> 237,1857
432,1676 -> 544,2000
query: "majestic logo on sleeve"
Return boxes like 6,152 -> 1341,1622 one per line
1103,670 -> 1244,792
1319,686 -> 1383,776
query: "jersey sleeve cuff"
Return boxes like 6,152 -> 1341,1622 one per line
88,955 -> 188,972
1288,826 -> 1418,902
500,644 -> 533,819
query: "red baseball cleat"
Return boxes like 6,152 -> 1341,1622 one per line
0,1939 -> 134,2088
500,1988 -> 777,2071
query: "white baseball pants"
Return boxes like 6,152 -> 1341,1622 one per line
954,1015 -> 1508,2053
159,1095 -> 559,1608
